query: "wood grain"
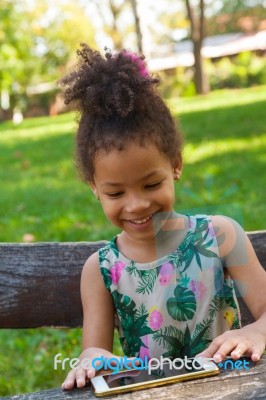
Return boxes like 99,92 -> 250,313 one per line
0,231 -> 265,328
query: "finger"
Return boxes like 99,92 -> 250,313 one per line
87,366 -> 97,379
62,369 -> 78,390
62,368 -> 87,390
195,339 -> 224,360
250,346 -> 264,362
75,368 -> 87,388
213,338 -> 245,362
230,342 -> 251,360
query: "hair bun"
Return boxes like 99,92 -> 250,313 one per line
59,43 -> 159,119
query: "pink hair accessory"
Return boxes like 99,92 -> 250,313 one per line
123,51 -> 149,77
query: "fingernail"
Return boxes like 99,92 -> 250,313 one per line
214,354 -> 222,362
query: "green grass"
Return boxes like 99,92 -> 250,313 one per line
0,85 -> 265,396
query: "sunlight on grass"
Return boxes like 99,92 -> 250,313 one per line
0,112 -> 76,143
184,135 -> 266,164
168,85 -> 266,114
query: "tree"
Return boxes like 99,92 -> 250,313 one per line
0,0 -> 36,116
185,0 -> 209,94
91,0 -> 127,49
129,0 -> 143,53
207,1 -> 266,35
0,0 -> 97,119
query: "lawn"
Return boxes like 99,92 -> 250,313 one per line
0,85 -> 265,396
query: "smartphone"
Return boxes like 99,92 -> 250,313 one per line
90,357 -> 219,397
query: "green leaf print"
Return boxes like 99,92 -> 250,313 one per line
121,314 -> 154,355
167,286 -> 197,321
136,269 -> 159,295
153,326 -> 184,355
110,238 -> 120,258
208,282 -> 238,319
178,218 -> 217,273
99,247 -> 111,264
231,314 -> 241,329
112,291 -> 136,316
112,293 -> 154,356
180,247 -> 195,273
134,303 -> 148,320
153,323 -> 211,359
176,273 -> 190,287
190,320 -> 213,356
100,267 -> 112,289
126,262 -> 160,295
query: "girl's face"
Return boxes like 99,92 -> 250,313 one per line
90,142 -> 182,242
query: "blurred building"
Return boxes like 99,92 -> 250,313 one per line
148,31 -> 266,72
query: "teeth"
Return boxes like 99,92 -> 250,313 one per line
130,215 -> 152,224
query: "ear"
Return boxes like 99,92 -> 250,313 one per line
89,181 -> 98,198
173,158 -> 183,180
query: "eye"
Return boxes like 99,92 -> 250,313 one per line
106,192 -> 123,198
145,181 -> 162,189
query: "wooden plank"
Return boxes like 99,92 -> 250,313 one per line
0,231 -> 265,329
0,242 -> 106,328
3,355 -> 266,399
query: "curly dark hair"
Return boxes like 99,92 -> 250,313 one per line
58,43 -> 183,182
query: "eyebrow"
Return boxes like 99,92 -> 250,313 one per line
100,170 -> 163,187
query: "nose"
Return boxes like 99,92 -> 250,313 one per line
124,192 -> 151,213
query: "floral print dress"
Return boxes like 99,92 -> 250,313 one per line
98,214 -> 241,360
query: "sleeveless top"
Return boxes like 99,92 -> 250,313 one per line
98,214 -> 241,359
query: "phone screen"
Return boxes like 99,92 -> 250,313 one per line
102,360 -> 209,388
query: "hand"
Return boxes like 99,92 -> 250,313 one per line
62,347 -> 119,390
196,326 -> 266,363
61,347 -> 136,390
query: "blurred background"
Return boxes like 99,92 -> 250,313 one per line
0,0 -> 266,396
1,0 -> 266,121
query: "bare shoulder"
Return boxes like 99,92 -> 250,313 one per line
210,215 -> 247,259
80,251 -> 108,300
210,214 -> 243,231
81,251 -> 100,279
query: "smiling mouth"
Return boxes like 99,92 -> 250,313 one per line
129,215 -> 153,225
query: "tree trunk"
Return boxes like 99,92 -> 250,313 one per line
185,0 -> 209,95
129,0 -> 143,54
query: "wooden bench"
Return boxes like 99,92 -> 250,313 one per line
0,231 -> 266,399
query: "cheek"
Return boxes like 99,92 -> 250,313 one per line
100,200 -> 121,222
160,182 -> 175,204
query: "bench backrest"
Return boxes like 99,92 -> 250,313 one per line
0,232 -> 265,329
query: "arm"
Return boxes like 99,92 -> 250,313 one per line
62,251 -> 116,389
197,215 -> 266,362
81,251 -> 115,351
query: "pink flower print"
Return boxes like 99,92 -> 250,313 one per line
149,306 -> 163,330
139,335 -> 150,360
110,262 -> 126,285
159,262 -> 174,286
189,280 -> 207,301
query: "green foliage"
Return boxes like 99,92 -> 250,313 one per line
208,52 -> 266,90
162,52 -> 266,98
0,86 -> 265,395
0,0 -> 96,114
160,67 -> 196,98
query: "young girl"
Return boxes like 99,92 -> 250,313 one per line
60,44 -> 266,390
